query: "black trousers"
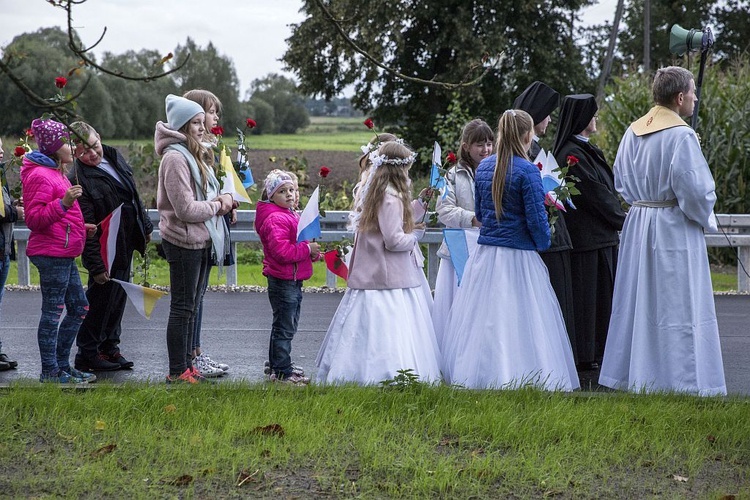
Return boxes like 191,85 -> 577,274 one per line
75,252 -> 133,358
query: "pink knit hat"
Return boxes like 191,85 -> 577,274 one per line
31,118 -> 70,156
264,169 -> 294,198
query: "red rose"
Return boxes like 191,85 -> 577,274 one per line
566,155 -> 579,166
537,162 -> 544,171
55,76 -> 67,88
246,118 -> 257,129
13,146 -> 26,157
210,126 -> 224,136
446,151 -> 457,164
319,166 -> 331,178
363,118 -> 374,129
24,128 -> 34,138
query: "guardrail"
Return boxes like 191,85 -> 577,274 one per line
12,211 -> 750,292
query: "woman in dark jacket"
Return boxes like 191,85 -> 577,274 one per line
553,94 -> 626,371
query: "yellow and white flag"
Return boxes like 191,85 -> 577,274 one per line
112,279 -> 168,319
219,149 -> 252,204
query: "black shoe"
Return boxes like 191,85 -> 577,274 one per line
102,352 -> 134,370
0,353 -> 18,369
75,353 -> 121,372
0,360 -> 11,371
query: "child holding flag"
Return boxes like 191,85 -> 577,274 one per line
156,94 -> 234,384
316,141 -> 441,385
441,110 -> 579,391
255,170 -> 320,385
432,119 -> 493,348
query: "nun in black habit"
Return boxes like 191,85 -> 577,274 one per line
552,94 -> 626,371
513,81 -> 576,359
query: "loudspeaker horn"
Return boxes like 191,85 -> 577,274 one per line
669,24 -> 711,56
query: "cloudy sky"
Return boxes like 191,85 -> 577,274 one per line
2,0 -> 617,95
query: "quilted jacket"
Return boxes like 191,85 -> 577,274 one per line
474,154 -> 550,251
21,152 -> 86,258
255,200 -> 314,281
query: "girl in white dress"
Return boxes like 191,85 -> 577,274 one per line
316,141 -> 442,385
432,119 -> 493,349
441,109 -> 579,391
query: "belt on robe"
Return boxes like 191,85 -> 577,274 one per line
632,199 -> 678,208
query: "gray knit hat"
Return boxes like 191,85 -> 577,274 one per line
165,94 -> 205,131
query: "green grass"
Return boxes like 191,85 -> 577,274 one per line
106,116 -> 375,152
0,384 -> 748,497
3,259 -> 735,292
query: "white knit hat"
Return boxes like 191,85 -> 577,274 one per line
165,94 -> 205,131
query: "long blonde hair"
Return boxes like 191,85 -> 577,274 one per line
178,120 -> 214,194
492,109 -> 533,220
358,141 -> 415,234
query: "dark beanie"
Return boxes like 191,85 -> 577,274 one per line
513,81 -> 560,125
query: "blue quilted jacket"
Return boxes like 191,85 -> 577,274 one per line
474,154 -> 551,251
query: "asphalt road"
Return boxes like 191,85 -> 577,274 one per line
1,290 -> 748,395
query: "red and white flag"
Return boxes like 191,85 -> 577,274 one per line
99,204 -> 123,274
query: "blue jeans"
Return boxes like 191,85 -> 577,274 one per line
162,240 -> 211,376
29,256 -> 89,375
0,254 -> 9,353
267,276 -> 302,378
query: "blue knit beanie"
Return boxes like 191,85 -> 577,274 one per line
165,94 -> 205,131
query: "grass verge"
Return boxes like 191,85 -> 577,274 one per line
0,383 -> 747,498
3,259 -> 736,292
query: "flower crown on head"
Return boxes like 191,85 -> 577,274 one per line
368,150 -> 417,169
359,137 -> 405,155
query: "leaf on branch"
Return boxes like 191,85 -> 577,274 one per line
158,52 -> 174,65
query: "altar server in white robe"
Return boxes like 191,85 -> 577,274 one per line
599,66 -> 726,396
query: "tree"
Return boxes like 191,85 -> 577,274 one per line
246,74 -> 310,134
99,50 -> 179,138
172,38 -> 244,132
283,0 -> 595,150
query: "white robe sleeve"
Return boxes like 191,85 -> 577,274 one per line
670,132 -> 717,231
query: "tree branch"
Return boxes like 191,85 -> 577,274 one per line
62,0 -> 189,82
311,0 -> 495,90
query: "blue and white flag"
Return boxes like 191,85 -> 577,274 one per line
296,185 -> 322,243
443,228 -> 480,286
430,141 -> 447,195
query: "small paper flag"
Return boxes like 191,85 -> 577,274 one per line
112,279 -> 168,319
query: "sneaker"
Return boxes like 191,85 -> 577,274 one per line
67,367 -> 97,383
269,372 -> 310,385
189,365 -> 215,384
197,353 -> 228,373
102,352 -> 134,370
264,360 -> 305,377
40,370 -> 88,384
0,353 -> 18,369
75,353 -> 120,372
194,355 -> 225,378
166,368 -> 200,385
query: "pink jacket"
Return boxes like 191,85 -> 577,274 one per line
347,190 -> 422,290
255,200 -> 314,281
21,153 -> 86,258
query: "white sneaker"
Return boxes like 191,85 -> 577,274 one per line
264,360 -> 304,376
194,354 -> 225,378
199,353 -> 229,372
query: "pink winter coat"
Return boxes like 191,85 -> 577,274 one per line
21,153 -> 86,258
254,200 -> 314,281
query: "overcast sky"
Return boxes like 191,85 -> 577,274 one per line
2,0 -> 617,95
